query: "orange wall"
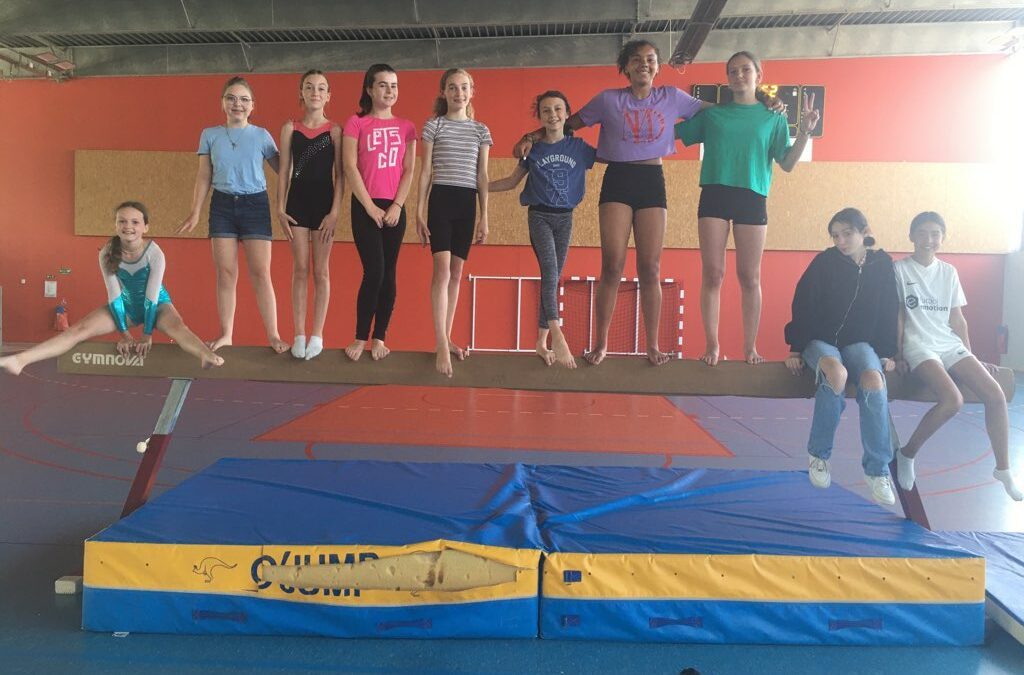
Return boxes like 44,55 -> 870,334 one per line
0,55 -> 1009,361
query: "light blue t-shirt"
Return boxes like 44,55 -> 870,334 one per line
518,136 -> 597,209
198,125 -> 279,195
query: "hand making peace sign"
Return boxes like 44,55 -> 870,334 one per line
799,92 -> 821,135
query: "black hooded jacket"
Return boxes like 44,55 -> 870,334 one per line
784,246 -> 899,358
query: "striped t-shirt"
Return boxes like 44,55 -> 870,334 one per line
422,116 -> 493,190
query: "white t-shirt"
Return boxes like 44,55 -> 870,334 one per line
895,256 -> 967,353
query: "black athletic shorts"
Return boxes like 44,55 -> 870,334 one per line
427,183 -> 477,260
697,183 -> 768,225
598,162 -> 667,210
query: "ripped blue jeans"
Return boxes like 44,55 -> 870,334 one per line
802,340 -> 892,477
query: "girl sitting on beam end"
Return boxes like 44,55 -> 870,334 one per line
893,211 -> 1021,500
0,201 -> 223,376
784,207 -> 899,506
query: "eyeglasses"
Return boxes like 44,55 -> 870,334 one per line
223,95 -> 253,105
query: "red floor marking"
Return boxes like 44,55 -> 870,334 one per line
304,442 -> 317,460
258,385 -> 733,457
921,479 -> 1000,497
21,403 -> 194,474
0,438 -> 171,487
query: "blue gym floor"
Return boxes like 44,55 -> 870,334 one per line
1,354 -> 1022,674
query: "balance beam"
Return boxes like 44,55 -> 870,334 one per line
57,342 -> 1014,403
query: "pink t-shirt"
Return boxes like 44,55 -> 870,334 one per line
343,114 -> 417,200
578,86 -> 702,162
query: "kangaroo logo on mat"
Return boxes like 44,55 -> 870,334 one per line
71,352 -> 145,367
192,557 -> 237,583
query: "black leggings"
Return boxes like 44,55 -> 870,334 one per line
352,196 -> 406,341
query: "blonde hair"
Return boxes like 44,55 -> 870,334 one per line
432,68 -> 475,119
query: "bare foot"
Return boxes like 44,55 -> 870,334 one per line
370,339 -> 390,361
269,337 -> 290,354
345,340 -> 366,361
436,348 -> 453,378
647,347 -> 671,366
0,355 -> 24,376
583,347 -> 607,366
536,344 -> 556,366
552,337 -> 577,369
201,353 -> 225,369
449,342 -> 467,361
209,335 -> 232,351
700,347 -> 720,366
745,348 -> 765,365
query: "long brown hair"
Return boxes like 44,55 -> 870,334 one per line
432,68 -> 475,119
358,64 -> 396,117
103,201 -> 149,274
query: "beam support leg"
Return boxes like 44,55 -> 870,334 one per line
888,410 -> 931,530
120,378 -> 192,518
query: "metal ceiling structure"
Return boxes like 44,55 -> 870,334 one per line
1,1 -> 1023,80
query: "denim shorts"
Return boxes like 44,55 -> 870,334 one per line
209,190 -> 272,240
802,340 -> 883,386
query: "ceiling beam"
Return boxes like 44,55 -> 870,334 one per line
61,19 -> 1019,78
669,0 -> 728,65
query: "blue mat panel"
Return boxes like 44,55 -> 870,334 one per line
939,531 -> 1024,645
84,588 -> 538,638
540,598 -> 985,645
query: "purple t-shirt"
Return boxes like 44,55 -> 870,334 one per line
578,86 -> 702,162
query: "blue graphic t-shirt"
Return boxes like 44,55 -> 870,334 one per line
518,136 -> 597,209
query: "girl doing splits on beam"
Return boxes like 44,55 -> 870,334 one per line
490,90 -> 596,369
417,68 -> 492,377
675,51 -> 818,366
784,208 -> 899,506
343,63 -> 417,362
277,69 -> 343,361
893,212 -> 1021,500
177,76 -> 288,354
0,202 -> 223,376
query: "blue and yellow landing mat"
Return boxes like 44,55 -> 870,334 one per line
83,460 -> 542,638
939,532 -> 1024,646
83,461 -> 984,645
532,466 -> 984,646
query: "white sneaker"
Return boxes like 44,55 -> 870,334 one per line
808,456 -> 831,489
896,450 -> 916,491
866,474 -> 896,505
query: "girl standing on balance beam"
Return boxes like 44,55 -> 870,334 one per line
893,212 -> 1021,500
675,51 -> 818,366
0,202 -> 223,376
177,76 -> 288,354
277,69 -> 343,361
784,208 -> 899,506
416,68 -> 492,377
343,64 -> 417,362
513,42 -> 782,366
490,90 -> 596,369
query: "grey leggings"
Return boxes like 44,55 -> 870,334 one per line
528,208 -> 573,328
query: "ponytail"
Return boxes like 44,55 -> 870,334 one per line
103,236 -> 123,275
